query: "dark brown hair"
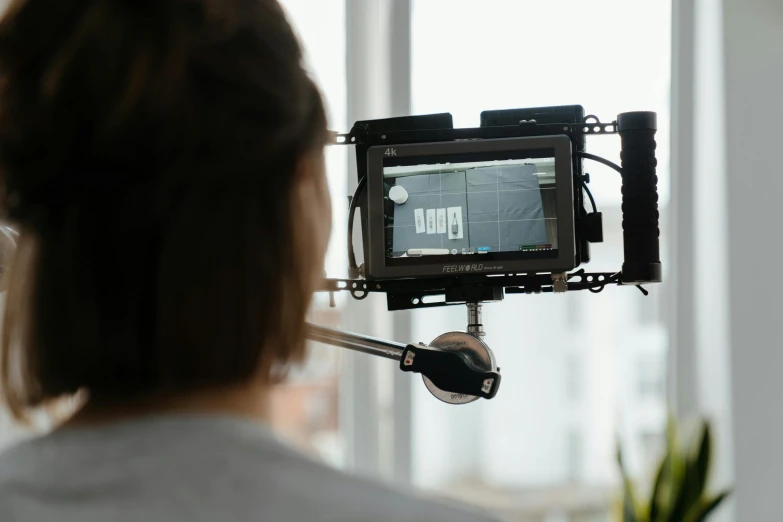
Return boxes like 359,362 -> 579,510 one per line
0,0 -> 328,418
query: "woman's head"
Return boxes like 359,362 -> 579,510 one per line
0,0 -> 330,418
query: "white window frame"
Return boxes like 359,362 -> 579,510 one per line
341,0 -> 414,483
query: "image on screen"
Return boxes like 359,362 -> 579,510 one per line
383,152 -> 558,261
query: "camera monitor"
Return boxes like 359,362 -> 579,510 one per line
367,136 -> 575,279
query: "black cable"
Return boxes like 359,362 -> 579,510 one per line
577,148 -> 642,294
581,179 -> 597,213
576,152 -> 623,176
347,176 -> 367,271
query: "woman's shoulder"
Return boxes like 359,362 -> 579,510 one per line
0,415 -> 501,522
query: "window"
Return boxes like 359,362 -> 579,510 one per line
565,354 -> 582,404
410,1 -> 671,518
566,291 -> 583,330
638,353 -> 666,401
567,428 -> 584,483
639,430 -> 665,473
637,284 -> 662,326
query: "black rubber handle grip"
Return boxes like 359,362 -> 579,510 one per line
618,112 -> 662,284
399,344 -> 501,400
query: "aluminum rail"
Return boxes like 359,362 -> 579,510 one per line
306,323 -> 405,361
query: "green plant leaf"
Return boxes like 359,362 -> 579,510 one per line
666,412 -> 680,456
668,474 -> 688,522
617,416 -> 729,522
618,444 -> 641,522
690,421 -> 712,501
663,414 -> 691,522
667,415 -> 685,491
649,452 -> 670,522
624,489 -> 640,522
617,443 -> 627,473
684,491 -> 730,522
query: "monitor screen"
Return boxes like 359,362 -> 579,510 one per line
382,149 -> 559,266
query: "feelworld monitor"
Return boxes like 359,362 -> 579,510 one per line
366,136 -> 576,279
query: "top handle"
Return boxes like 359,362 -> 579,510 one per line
617,111 -> 662,284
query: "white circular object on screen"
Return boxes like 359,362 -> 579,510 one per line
389,186 -> 408,205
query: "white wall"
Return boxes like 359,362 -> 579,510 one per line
723,0 -> 783,520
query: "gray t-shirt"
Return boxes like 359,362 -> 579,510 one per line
0,415 -> 500,522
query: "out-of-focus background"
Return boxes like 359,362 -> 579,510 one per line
1,1 -> 781,521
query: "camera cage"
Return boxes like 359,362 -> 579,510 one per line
322,108 -> 661,311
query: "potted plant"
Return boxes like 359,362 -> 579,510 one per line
615,416 -> 730,522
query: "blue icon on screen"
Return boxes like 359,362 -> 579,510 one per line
477,246 -> 492,252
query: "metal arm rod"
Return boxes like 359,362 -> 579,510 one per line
306,324 -> 405,361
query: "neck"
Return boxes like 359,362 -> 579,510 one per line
64,383 -> 271,428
